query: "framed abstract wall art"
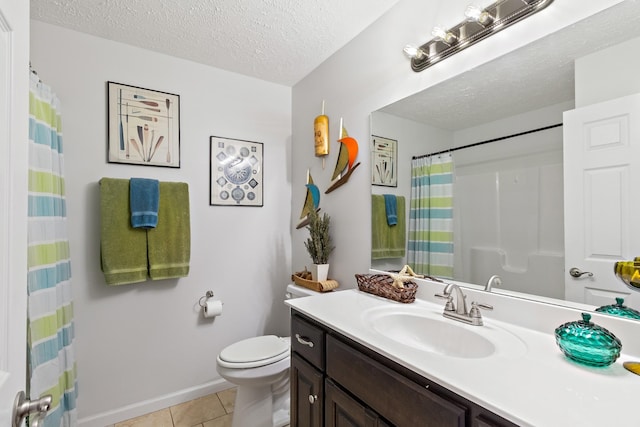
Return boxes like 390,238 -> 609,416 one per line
210,136 -> 264,207
107,82 -> 180,167
371,135 -> 397,187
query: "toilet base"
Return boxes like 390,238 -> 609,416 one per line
231,369 -> 290,427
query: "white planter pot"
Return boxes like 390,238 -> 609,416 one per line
312,264 -> 330,282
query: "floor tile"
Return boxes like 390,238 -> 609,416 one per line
114,408 -> 173,427
216,388 -> 236,414
202,413 -> 232,427
170,393 -> 226,427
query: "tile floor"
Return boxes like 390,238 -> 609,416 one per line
108,388 -> 237,427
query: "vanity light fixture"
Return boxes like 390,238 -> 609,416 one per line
406,0 -> 554,72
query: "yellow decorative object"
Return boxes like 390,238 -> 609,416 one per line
389,264 -> 424,289
623,361 -> 640,376
614,259 -> 640,290
314,101 -> 329,168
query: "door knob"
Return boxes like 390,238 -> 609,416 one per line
12,391 -> 52,427
569,267 -> 594,278
308,394 -> 318,404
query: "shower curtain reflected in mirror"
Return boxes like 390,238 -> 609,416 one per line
408,153 -> 454,278
28,71 -> 78,426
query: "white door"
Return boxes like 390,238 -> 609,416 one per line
0,1 -> 29,425
564,93 -> 640,307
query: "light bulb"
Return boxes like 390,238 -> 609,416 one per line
431,27 -> 457,45
403,45 -> 427,60
465,5 -> 482,21
465,5 -> 494,26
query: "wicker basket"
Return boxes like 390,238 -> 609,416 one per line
355,274 -> 417,303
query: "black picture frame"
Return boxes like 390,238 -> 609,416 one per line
209,136 -> 264,207
107,81 -> 180,167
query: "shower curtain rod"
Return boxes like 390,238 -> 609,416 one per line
412,122 -> 563,160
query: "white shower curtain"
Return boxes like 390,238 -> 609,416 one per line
28,72 -> 78,426
407,153 -> 454,278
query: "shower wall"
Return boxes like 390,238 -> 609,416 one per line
452,102 -> 570,298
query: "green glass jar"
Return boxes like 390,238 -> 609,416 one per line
595,297 -> 640,320
554,313 -> 622,367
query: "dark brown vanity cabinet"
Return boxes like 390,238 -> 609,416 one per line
290,314 -> 325,427
290,310 -> 518,427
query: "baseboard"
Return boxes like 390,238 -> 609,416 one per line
77,379 -> 232,427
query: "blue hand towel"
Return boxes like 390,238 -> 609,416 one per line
130,178 -> 159,229
383,194 -> 398,226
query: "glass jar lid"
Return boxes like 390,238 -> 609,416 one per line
595,297 -> 640,320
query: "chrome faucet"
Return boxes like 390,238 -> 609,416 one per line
485,275 -> 502,292
435,283 -> 493,326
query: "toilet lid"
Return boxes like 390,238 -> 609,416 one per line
219,335 -> 289,365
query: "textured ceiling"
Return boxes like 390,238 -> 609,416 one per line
380,1 -> 640,130
30,0 -> 399,86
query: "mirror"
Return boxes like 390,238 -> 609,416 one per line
370,1 -> 640,310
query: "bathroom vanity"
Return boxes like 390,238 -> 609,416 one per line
290,310 -> 516,426
286,284 -> 640,426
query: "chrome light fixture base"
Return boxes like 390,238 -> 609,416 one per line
408,0 -> 554,72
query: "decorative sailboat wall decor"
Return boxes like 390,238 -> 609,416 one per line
325,118 -> 361,194
296,169 -> 321,229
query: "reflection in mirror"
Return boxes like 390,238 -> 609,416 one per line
370,1 -> 640,314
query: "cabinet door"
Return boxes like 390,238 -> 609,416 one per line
325,379 -> 386,427
291,352 -> 323,427
327,336 -> 466,427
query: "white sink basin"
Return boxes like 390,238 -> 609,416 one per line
363,304 -> 527,359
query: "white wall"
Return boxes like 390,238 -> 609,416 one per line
30,21 -> 292,426
575,36 -> 640,108
290,0 -> 624,290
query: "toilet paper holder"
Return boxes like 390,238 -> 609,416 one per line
198,290 -> 215,307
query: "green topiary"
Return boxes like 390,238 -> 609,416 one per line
304,209 -> 335,264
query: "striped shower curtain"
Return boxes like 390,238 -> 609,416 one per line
407,153 -> 454,278
28,72 -> 78,426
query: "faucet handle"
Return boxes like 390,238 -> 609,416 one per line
434,293 -> 455,312
469,301 -> 493,320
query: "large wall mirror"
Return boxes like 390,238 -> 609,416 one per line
371,1 -> 640,313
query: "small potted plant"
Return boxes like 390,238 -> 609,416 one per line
304,209 -> 335,281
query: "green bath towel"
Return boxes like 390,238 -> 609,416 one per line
100,178 -> 148,285
147,182 -> 191,280
371,194 -> 406,259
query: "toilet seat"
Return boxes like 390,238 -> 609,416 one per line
218,335 -> 290,369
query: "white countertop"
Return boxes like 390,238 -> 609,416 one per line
286,289 -> 640,427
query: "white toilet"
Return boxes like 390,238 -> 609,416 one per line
216,284 -> 321,427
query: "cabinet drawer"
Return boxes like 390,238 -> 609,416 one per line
327,335 -> 466,427
291,314 -> 325,369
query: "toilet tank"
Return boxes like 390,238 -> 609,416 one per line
286,283 -> 322,299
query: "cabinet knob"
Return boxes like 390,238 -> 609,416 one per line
295,333 -> 315,348
308,394 -> 318,404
